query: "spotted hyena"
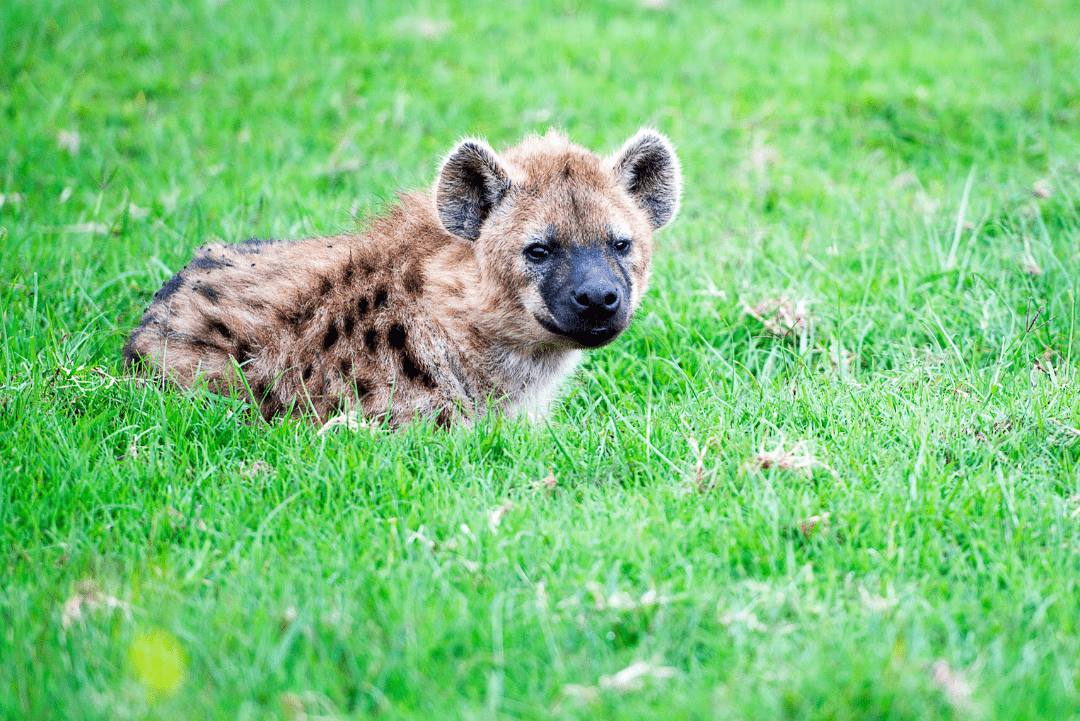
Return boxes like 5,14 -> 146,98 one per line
123,128 -> 682,427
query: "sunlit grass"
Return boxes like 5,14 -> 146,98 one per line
3,0 -> 1080,718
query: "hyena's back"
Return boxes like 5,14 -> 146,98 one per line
124,198 -> 476,424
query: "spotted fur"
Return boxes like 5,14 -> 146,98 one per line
123,129 -> 682,427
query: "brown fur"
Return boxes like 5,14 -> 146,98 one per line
123,129 -> 682,427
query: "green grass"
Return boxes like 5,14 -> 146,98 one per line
3,0 -> 1080,718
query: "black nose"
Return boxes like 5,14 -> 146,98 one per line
571,279 -> 621,320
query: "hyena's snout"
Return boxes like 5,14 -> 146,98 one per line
570,272 -> 622,322
540,247 -> 632,348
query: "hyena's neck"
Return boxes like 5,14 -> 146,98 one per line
418,261 -> 582,420
476,339 -> 583,421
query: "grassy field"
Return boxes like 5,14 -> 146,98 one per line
3,0 -> 1080,718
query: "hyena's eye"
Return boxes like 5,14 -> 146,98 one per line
524,243 -> 553,262
611,238 -> 631,254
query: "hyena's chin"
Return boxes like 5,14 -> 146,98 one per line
535,314 -> 626,349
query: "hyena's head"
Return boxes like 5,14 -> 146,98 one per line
435,128 -> 681,349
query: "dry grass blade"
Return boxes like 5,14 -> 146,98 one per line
687,436 -> 716,492
1051,419 -> 1080,446
556,661 -> 675,710
747,439 -> 820,472
531,469 -> 558,491
742,296 -> 812,338
598,661 -> 677,692
858,584 -> 899,613
61,580 -> 132,628
931,660 -> 976,712
57,129 -> 81,155
488,501 -> 514,534
394,15 -> 451,39
241,459 -> 276,480
1031,349 -> 1060,387
316,410 -> 377,437
1022,235 -> 1043,276
798,513 -> 831,538
556,683 -> 600,709
317,412 -> 360,436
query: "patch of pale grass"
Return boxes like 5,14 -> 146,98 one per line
598,661 -> 677,691
1022,235 -> 1043,276
742,296 -> 813,338
61,580 -> 132,629
931,660 -> 977,713
558,661 -> 676,708
393,15 -> 451,39
487,501 -> 514,533
746,439 -> 821,473
241,459 -> 276,480
316,406 -> 378,436
798,513 -> 831,539
530,468 -> 558,492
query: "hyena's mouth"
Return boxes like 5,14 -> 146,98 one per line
535,315 -> 623,348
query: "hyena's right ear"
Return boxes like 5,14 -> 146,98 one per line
435,139 -> 512,241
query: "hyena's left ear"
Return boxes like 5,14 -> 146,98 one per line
435,139 -> 512,241
609,129 -> 682,229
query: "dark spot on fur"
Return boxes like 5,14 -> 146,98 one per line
251,379 -> 267,397
402,262 -> 425,296
234,237 -> 273,254
121,342 -> 147,369
373,287 -> 387,310
448,243 -> 474,265
357,297 -> 370,317
467,326 -> 488,351
195,284 -> 221,304
260,394 -> 284,420
155,273 -> 184,301
343,315 -> 355,336
339,358 -> 353,376
209,320 -> 232,340
132,314 -> 156,333
364,328 -> 378,352
188,337 -> 223,353
435,407 -> 453,429
278,306 -> 313,333
235,341 -> 254,364
400,351 -> 435,388
318,276 -> 333,297
190,254 -> 225,271
323,324 -> 340,350
302,365 -> 313,382
354,377 -> 371,397
387,324 -> 407,350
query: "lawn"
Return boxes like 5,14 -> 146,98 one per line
3,0 -> 1080,718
